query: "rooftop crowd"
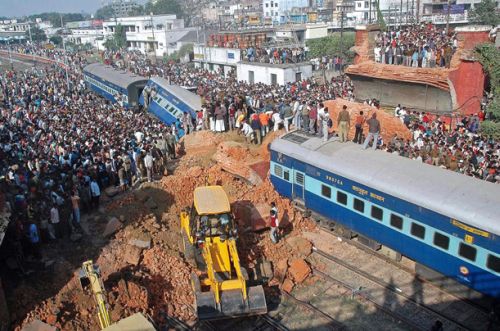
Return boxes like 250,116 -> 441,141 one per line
242,46 -> 307,64
374,23 -> 457,68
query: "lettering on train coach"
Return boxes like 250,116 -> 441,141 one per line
325,175 -> 343,186
352,185 -> 385,202
451,219 -> 490,238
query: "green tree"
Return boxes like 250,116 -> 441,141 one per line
49,35 -> 62,45
306,32 -> 355,62
376,1 -> 386,30
475,43 -> 500,138
28,12 -> 85,28
468,0 -> 500,26
103,24 -> 127,50
26,26 -> 47,42
127,5 -> 145,16
95,5 -> 116,20
144,0 -> 184,18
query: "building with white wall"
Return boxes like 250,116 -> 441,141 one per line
103,15 -> 197,56
237,61 -> 312,85
263,0 -> 310,24
67,29 -> 104,48
193,45 -> 242,76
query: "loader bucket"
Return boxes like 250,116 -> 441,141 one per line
194,285 -> 267,320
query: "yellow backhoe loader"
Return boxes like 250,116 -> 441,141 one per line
79,260 -> 156,330
180,186 -> 268,320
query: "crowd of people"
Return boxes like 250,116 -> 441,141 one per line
242,46 -> 307,64
374,23 -> 457,68
0,38 -> 498,268
0,47 -> 179,263
384,106 -> 499,182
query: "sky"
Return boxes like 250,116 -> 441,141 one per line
0,0 -> 146,18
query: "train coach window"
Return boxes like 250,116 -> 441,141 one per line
434,232 -> 450,249
390,214 -> 403,230
433,232 -> 450,250
353,198 -> 364,213
274,165 -> 283,177
321,185 -> 331,198
410,223 -> 426,239
371,206 -> 383,221
284,171 -> 290,181
459,243 -> 477,262
487,255 -> 500,273
337,191 -> 347,205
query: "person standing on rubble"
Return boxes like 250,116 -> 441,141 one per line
270,202 -> 280,244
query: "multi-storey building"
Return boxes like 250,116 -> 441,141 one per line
103,15 -> 198,56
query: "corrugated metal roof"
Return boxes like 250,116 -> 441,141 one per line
271,132 -> 500,235
194,186 -> 231,215
83,63 -> 148,90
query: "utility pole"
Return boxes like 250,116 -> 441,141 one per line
340,8 -> 344,59
369,0 -> 372,24
445,0 -> 451,33
150,12 -> 156,62
406,0 -> 409,25
27,22 -> 35,65
60,14 -> 70,91
400,0 -> 403,30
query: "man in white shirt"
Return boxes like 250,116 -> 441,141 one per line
144,151 -> 154,182
90,179 -> 101,209
50,204 -> 60,239
241,121 -> 254,143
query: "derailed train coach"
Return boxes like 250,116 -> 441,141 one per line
139,76 -> 201,126
83,63 -> 148,108
270,131 -> 500,299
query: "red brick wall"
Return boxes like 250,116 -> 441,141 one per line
449,61 -> 485,115
458,31 -> 490,50
354,29 -> 368,64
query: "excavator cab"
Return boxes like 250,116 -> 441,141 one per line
180,186 -> 267,320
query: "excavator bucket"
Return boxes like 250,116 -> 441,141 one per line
194,285 -> 267,320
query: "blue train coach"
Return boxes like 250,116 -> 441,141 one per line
139,77 -> 201,126
83,63 -> 148,108
270,131 -> 500,299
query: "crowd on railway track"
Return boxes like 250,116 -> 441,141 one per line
0,42 -> 498,265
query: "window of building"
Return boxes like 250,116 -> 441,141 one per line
271,73 -> 277,85
433,232 -> 450,250
284,170 -> 290,181
390,214 -> 403,230
337,191 -> 347,205
486,255 -> 500,273
265,3 -> 269,7
321,185 -> 331,198
459,243 -> 477,262
371,206 -> 383,221
353,198 -> 364,213
365,1 -> 369,8
357,2 -> 362,7
410,223 -> 425,239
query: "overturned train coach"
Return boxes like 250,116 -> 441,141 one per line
83,63 -> 148,108
270,131 -> 500,299
138,77 -> 200,126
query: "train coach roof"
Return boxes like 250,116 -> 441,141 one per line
83,63 -> 148,89
149,76 -> 202,111
271,132 -> 500,236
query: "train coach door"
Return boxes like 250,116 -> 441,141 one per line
292,170 -> 305,204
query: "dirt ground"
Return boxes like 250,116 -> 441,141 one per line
9,128 -> 318,331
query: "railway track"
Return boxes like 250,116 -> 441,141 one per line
280,290 -> 345,330
252,314 -> 290,331
318,227 -> 495,315
311,246 -> 493,331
